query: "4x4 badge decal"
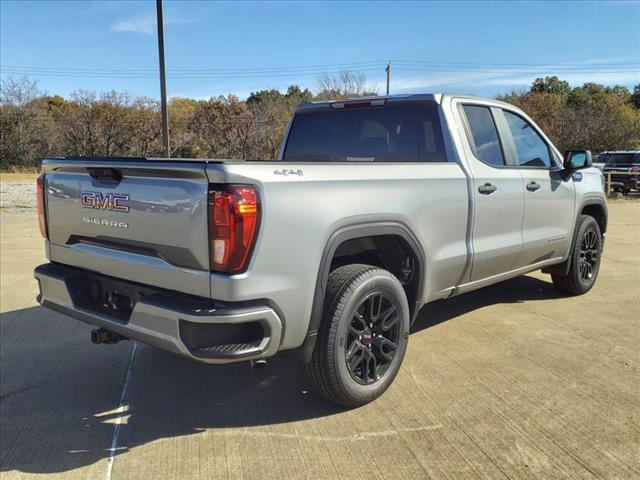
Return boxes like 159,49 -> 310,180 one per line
274,169 -> 303,177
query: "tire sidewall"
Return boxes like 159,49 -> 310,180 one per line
571,217 -> 602,293
330,272 -> 410,403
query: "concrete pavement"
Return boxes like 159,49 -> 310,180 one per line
1,202 -> 639,479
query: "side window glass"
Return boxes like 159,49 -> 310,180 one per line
462,105 -> 505,166
503,111 -> 551,168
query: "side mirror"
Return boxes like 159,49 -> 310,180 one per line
564,150 -> 592,170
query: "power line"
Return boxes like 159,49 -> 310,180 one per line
2,59 -> 637,78
0,67 -> 385,79
3,59 -> 637,71
2,59 -> 637,92
2,66 -> 637,81
0,60 -> 386,74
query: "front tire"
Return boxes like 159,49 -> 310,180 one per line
302,264 -> 410,407
552,215 -> 602,295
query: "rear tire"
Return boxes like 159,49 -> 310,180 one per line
302,264 -> 410,407
551,215 -> 602,295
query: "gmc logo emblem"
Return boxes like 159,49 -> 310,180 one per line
81,192 -> 130,212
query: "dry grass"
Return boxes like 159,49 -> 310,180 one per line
0,166 -> 41,174
0,172 -> 39,181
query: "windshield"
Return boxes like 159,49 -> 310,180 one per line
283,103 -> 447,162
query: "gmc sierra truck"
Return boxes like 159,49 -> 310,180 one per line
34,94 -> 607,407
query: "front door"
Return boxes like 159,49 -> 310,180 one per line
498,109 -> 575,268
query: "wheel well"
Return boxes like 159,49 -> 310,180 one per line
283,227 -> 424,363
581,203 -> 607,236
330,234 -> 421,318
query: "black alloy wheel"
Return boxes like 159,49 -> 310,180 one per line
551,215 -> 602,295
302,264 -> 410,407
578,229 -> 599,282
345,292 -> 400,385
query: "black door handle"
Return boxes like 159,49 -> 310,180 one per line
526,181 -> 541,192
478,183 -> 497,194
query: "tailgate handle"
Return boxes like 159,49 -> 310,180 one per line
88,168 -> 123,183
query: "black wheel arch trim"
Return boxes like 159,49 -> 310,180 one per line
580,197 -> 608,234
282,221 -> 425,363
542,196 -> 607,276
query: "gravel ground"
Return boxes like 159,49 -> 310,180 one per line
0,178 -> 37,212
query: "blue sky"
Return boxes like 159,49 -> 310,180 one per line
1,0 -> 639,100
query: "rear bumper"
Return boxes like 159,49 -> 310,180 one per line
34,263 -> 282,364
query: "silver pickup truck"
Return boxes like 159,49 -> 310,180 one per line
35,94 -> 607,406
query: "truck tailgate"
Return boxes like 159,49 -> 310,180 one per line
42,158 -> 212,298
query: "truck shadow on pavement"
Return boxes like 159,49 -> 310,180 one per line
412,274 -> 565,333
1,274 -> 561,475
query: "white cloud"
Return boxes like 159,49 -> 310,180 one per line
111,12 -> 193,35
392,60 -> 640,94
112,14 -> 156,34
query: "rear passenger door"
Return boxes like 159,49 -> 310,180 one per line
498,109 -> 575,268
457,103 -> 525,281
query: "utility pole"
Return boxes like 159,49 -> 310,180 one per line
156,0 -> 170,157
385,62 -> 391,96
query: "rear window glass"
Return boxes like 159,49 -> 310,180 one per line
601,153 -> 638,165
283,103 -> 448,162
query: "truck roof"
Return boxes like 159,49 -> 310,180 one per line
598,150 -> 640,154
296,93 -> 514,112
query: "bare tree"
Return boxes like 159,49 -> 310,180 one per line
0,77 -> 45,168
1,74 -> 638,170
95,90 -> 134,156
0,76 -> 41,107
191,95 -> 254,159
131,96 -> 162,157
316,70 -> 377,100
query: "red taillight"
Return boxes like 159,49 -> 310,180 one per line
36,174 -> 48,239
208,185 -> 260,273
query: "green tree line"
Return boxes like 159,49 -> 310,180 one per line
1,74 -> 639,170
498,76 -> 640,153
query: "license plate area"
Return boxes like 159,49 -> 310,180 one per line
65,272 -> 157,323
